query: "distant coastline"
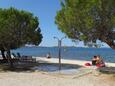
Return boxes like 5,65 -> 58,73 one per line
24,45 -> 111,49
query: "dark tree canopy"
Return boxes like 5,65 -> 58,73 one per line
0,7 -> 43,51
55,0 -> 115,49
0,7 -> 42,67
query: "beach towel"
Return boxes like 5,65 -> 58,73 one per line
96,64 -> 105,68
85,63 -> 92,66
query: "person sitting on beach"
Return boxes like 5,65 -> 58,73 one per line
85,55 -> 105,67
85,56 -> 97,67
46,52 -> 51,59
92,56 -> 97,66
96,55 -> 105,67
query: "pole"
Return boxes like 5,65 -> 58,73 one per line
54,36 -> 66,70
58,40 -> 61,70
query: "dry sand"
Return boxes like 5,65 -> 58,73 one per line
0,57 -> 115,86
0,71 -> 114,86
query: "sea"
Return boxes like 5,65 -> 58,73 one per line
10,46 -> 115,63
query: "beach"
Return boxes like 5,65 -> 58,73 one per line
0,57 -> 115,86
0,0 -> 115,86
0,70 -> 114,86
35,57 -> 115,67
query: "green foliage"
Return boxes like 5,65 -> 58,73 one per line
0,7 -> 43,50
55,0 -> 115,48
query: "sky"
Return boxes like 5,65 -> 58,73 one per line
0,0 -> 109,47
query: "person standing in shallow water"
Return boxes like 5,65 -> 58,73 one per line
46,52 -> 51,59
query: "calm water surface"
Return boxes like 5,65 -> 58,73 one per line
10,47 -> 115,63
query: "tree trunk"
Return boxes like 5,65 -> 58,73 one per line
1,50 -> 7,60
105,40 -> 115,49
6,50 -> 14,68
100,35 -> 115,49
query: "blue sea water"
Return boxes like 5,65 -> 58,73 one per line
11,47 -> 115,63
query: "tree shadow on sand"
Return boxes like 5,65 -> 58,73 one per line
98,67 -> 115,74
32,63 -> 82,72
0,60 -> 83,73
0,61 -> 38,73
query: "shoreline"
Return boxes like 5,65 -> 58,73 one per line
34,56 -> 115,67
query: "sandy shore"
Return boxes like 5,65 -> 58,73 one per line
35,57 -> 115,67
0,57 -> 115,86
0,71 -> 114,86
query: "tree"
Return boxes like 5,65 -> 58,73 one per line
0,7 -> 43,66
55,0 -> 115,49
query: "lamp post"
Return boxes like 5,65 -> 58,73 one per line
54,36 -> 66,70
